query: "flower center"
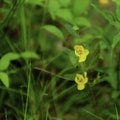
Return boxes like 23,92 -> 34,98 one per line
77,76 -> 83,82
77,49 -> 83,54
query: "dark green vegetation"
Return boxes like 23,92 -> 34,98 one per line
0,0 -> 120,120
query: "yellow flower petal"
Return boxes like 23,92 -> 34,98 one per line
83,72 -> 88,84
74,73 -> 88,90
74,45 -> 84,57
75,74 -> 84,84
75,73 -> 88,84
84,49 -> 89,55
77,84 -> 85,90
84,72 -> 87,77
78,55 -> 87,62
83,78 -> 88,84
74,45 -> 89,62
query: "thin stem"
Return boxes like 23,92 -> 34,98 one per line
24,62 -> 31,120
20,4 -> 27,50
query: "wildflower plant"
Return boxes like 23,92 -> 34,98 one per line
75,72 -> 88,90
0,0 -> 119,119
74,45 -> 89,62
74,45 -> 89,90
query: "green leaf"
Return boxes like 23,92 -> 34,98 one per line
63,73 -> 75,80
111,90 -> 120,99
107,69 -> 117,89
25,0 -> 44,6
72,0 -> 89,16
64,48 -> 78,66
0,72 -> 9,87
2,52 -> 20,61
0,56 -> 10,71
21,51 -> 40,59
42,25 -> 64,40
0,51 -> 39,71
75,17 -> 91,27
72,25 -> 79,31
48,0 -> 60,12
69,51 -> 78,66
48,0 -> 61,19
64,24 -> 78,37
112,33 -> 120,49
55,9 -> 74,24
59,0 -> 71,7
0,52 -> 20,71
74,34 -> 93,44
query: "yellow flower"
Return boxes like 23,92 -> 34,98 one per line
74,45 -> 89,62
74,73 -> 88,90
77,84 -> 85,90
99,0 -> 109,5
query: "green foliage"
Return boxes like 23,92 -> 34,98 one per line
72,0 -> 90,16
0,51 -> 39,88
25,0 -> 44,6
112,90 -> 120,99
112,33 -> 120,49
72,25 -> 79,31
20,51 -> 40,59
64,47 -> 78,66
55,8 -> 74,23
75,17 -> 91,28
112,0 -> 120,5
59,0 -> 71,7
0,51 -> 39,71
48,0 -> 61,19
115,1 -> 120,21
0,0 -> 120,120
42,25 -> 64,40
0,72 -> 9,87
0,55 -> 10,71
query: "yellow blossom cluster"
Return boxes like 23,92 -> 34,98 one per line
74,45 -> 89,62
75,72 -> 88,90
74,45 -> 89,90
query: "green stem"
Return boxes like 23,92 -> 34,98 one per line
19,3 -> 31,120
20,4 -> 27,50
24,62 -> 31,120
